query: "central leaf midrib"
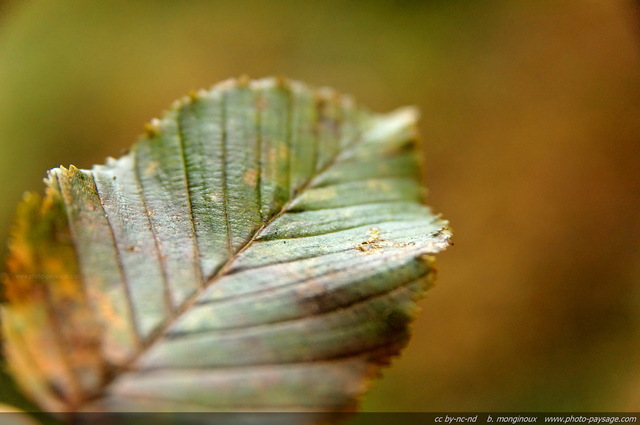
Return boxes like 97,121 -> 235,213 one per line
86,91 -> 367,406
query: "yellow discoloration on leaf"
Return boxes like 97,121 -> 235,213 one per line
2,181 -> 103,410
85,286 -> 134,362
144,160 -> 160,176
418,254 -> 436,267
255,95 -> 267,110
309,187 -> 337,202
355,228 -> 416,255
278,143 -> 290,161
2,315 -> 66,413
366,180 -> 391,191
268,146 -> 278,164
243,168 -> 258,187
356,228 -> 386,254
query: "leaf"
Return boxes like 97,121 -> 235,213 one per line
1,77 -> 451,418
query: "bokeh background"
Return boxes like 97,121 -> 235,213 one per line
1,0 -> 639,413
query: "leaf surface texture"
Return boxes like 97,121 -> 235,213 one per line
2,77 -> 451,416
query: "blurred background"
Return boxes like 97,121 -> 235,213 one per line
0,0 -> 639,413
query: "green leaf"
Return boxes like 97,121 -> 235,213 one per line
1,77 -> 451,417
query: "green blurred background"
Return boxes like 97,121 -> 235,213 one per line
1,0 -> 639,413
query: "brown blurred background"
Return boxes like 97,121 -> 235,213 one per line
1,0 -> 639,412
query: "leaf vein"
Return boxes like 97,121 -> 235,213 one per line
90,171 -> 142,346
164,274 -> 429,339
175,111 -> 206,285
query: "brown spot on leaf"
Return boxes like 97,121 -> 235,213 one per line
243,168 -> 258,187
144,160 -> 159,176
356,228 -> 415,254
255,96 -> 267,110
